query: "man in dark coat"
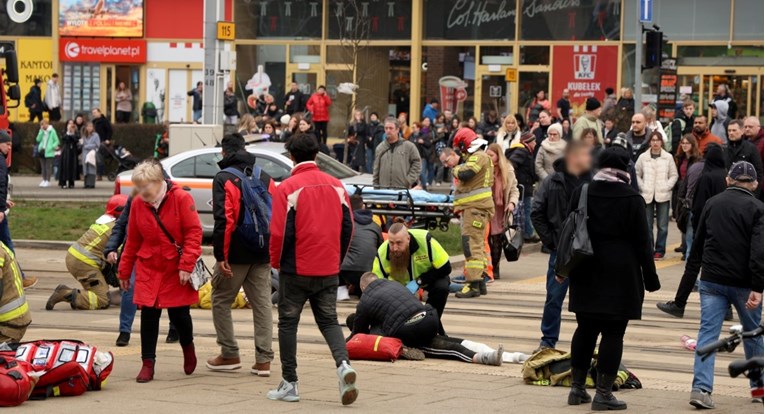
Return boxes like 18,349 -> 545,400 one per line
92,108 -> 114,181
724,120 -> 763,199
282,82 -> 305,115
24,79 -> 44,122
340,195 -> 383,295
565,146 -> 660,411
687,162 -> 763,410
531,140 -> 592,352
507,132 -> 538,241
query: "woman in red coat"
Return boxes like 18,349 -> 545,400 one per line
305,85 -> 332,145
118,159 -> 203,383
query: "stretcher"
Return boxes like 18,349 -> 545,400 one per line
345,184 -> 455,232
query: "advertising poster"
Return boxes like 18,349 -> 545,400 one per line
146,68 -> 166,122
657,58 -> 678,124
9,38 -> 56,122
551,45 -> 618,117
59,0 -> 144,37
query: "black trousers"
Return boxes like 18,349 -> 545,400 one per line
116,110 -> 132,123
422,276 -> 450,318
314,121 -> 328,144
570,314 -> 628,376
48,107 -> 62,122
488,234 -> 503,277
395,308 -> 476,363
140,306 -> 193,360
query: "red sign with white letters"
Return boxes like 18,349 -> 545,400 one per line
59,38 -> 147,63
551,45 -> 619,117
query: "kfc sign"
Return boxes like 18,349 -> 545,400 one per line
551,45 -> 618,117
59,38 -> 146,63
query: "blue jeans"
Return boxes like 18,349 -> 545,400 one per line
645,201 -> 670,255
692,280 -> 763,393
192,109 -> 202,122
365,147 -> 374,174
119,269 -> 137,333
420,158 -> 434,187
685,212 -> 694,258
523,195 -> 535,239
540,251 -> 569,348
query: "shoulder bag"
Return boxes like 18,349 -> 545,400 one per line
149,208 -> 210,291
554,184 -> 594,278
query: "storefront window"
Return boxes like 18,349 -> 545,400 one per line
62,63 -> 101,119
422,47 -> 476,121
480,46 -> 513,66
424,0 -> 516,40
733,0 -> 764,40
235,45 -> 287,110
234,0 -> 322,39
520,0 -> 620,40
289,45 -> 321,64
519,46 -> 549,65
677,46 -> 764,67
518,72 -> 549,124
328,0 -> 411,40
623,0 -> 730,41
0,0 -> 52,36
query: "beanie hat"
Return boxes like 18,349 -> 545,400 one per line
547,123 -> 563,138
598,146 -> 631,171
521,132 -> 536,144
0,130 -> 10,144
586,97 -> 601,111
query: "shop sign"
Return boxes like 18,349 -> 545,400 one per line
551,45 -> 618,117
657,58 -> 678,124
235,0 -> 322,39
8,38 -> 55,122
520,0 -> 621,41
439,76 -> 468,114
59,38 -> 147,63
328,0 -> 412,40
425,0 -> 517,40
59,0 -> 144,38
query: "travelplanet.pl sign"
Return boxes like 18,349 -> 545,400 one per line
59,38 -> 147,63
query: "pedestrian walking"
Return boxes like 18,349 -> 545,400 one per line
223,82 -> 239,125
348,110 -> 368,173
58,119 -> 79,189
531,140 -> 592,351
35,118 -> 59,188
206,134 -> 274,377
268,133 -> 358,405
713,83 -> 737,120
534,123 -> 567,181
556,89 -> 571,122
117,160 -> 203,383
486,143 -> 519,280
305,85 -> 332,144
724,120 -> 763,197
691,116 -> 723,154
673,134 -> 701,256
44,74 -> 62,122
115,81 -> 133,123
496,114 -> 522,152
507,132 -> 538,242
373,117 -> 421,189
572,98 -> 603,143
635,130 -> 679,259
81,122 -> 100,189
564,146 -> 661,411
340,195 -> 383,297
743,116 -> 763,160
625,113 -> 652,161
687,161 -> 762,410
187,81 -> 203,123
24,79 -> 44,122
366,112 -> 385,174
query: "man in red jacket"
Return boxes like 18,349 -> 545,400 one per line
268,133 -> 357,405
305,85 -> 332,145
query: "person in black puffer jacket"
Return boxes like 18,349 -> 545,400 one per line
340,196 -> 383,295
691,144 -> 727,230
349,275 -> 504,365
507,132 -> 538,240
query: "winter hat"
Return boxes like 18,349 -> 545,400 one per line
521,132 -> 536,144
610,133 -> 629,150
728,161 -> 757,182
586,97 -> 601,111
0,130 -> 10,144
598,146 -> 631,171
279,114 -> 291,125
547,123 -> 563,138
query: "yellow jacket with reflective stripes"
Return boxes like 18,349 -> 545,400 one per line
68,216 -> 116,269
0,243 -> 31,327
453,150 -> 495,211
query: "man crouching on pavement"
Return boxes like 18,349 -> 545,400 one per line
47,194 -> 128,310
0,240 -> 30,343
348,272 -> 503,365
439,130 -> 494,298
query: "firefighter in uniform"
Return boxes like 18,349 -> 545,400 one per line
439,129 -> 494,298
46,195 -> 128,311
0,243 -> 30,343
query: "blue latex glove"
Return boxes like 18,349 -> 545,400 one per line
406,279 -> 419,294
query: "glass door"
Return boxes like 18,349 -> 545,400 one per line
478,74 -> 511,120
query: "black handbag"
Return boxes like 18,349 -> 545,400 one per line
101,262 -> 120,288
501,222 -> 524,262
676,198 -> 690,232
554,184 -> 594,278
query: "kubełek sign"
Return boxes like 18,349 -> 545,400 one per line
59,38 -> 147,63
551,45 -> 618,117
329,0 -> 412,40
425,0 -> 517,40
59,0 -> 143,38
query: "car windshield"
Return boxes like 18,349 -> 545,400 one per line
281,151 -> 359,180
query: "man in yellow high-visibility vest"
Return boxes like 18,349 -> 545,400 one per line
0,242 -> 31,343
46,195 -> 127,311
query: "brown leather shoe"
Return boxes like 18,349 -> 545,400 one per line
251,361 -> 270,377
22,277 -> 38,289
205,355 -> 241,371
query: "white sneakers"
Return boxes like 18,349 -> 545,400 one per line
267,361 -> 358,406
39,180 -> 49,187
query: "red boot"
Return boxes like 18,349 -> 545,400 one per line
182,343 -> 197,375
136,359 -> 155,383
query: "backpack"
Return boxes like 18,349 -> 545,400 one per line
24,92 -> 34,109
222,166 -> 272,253
664,118 -> 685,153
0,356 -> 36,406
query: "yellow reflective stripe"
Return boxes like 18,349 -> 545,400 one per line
0,257 -> 5,267
454,191 -> 493,205
0,243 -> 27,322
52,386 -> 61,396
87,291 -> 98,310
373,336 -> 382,352
0,302 -> 28,322
68,245 -> 100,268
454,187 -> 492,200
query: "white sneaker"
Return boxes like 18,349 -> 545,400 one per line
38,180 -> 46,187
43,181 -> 50,187
267,379 -> 299,402
336,286 -> 351,302
336,360 -> 358,405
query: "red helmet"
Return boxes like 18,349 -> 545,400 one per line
105,194 -> 129,218
452,127 -> 477,154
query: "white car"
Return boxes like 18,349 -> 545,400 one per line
115,142 -> 372,235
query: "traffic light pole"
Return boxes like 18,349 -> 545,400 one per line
634,0 -> 643,114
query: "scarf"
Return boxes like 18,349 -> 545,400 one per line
150,181 -> 168,210
594,168 -> 631,184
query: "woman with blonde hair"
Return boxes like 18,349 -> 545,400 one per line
496,115 -> 522,152
237,114 -> 257,135
117,159 -> 203,383
486,143 -> 520,279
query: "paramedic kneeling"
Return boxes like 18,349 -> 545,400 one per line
349,273 -> 502,365
0,242 -> 30,343
372,222 -> 451,318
